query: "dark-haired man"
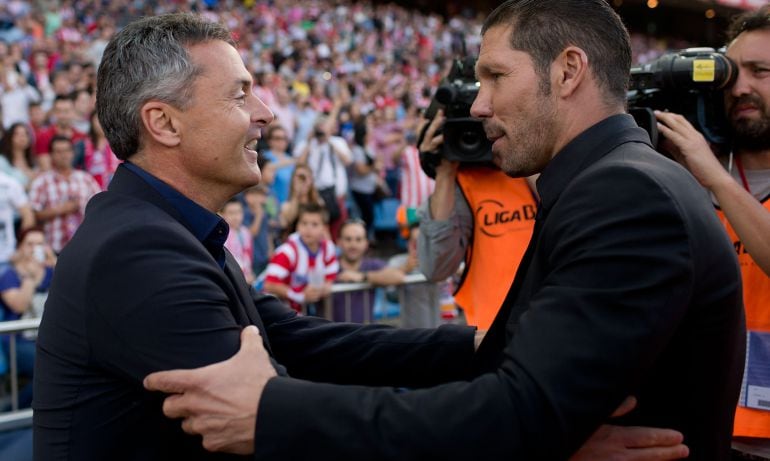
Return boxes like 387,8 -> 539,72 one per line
656,6 -> 770,459
28,135 -> 99,253
33,94 -> 87,171
145,1 -> 743,459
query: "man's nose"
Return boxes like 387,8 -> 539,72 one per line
470,91 -> 492,118
250,93 -> 275,126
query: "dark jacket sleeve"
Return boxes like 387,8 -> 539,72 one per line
252,287 -> 477,388
252,165 -> 701,461
85,222 -> 244,382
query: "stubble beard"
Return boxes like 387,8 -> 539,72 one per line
499,104 -> 557,178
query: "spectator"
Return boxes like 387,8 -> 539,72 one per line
0,59 -> 41,130
294,116 -> 352,239
269,85 -> 297,142
264,202 -> 338,314
367,104 -> 406,195
261,124 -> 296,205
334,218 -> 405,322
347,125 -> 383,240
243,185 -> 276,278
28,135 -> 100,253
71,88 -> 93,133
279,163 -> 325,238
79,111 -> 119,189
27,101 -> 48,146
0,121 -> 37,187
28,50 -> 55,112
0,227 -> 56,408
0,169 -> 35,272
34,94 -> 87,171
220,197 -> 256,285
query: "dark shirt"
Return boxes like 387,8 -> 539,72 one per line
123,162 -> 228,268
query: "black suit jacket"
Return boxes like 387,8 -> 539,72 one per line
253,115 -> 745,460
32,165 -> 475,460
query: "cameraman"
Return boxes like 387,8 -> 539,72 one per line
655,6 -> 770,458
417,110 -> 538,330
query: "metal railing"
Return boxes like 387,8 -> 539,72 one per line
0,318 -> 40,431
322,273 -> 428,323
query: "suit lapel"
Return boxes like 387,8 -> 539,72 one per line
222,250 -> 274,356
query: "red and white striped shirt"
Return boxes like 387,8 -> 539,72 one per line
399,145 -> 435,209
28,169 -> 101,253
264,232 -> 338,312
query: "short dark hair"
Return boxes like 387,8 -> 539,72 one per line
49,135 -> 73,153
482,0 -> 631,106
53,94 -> 74,105
297,202 -> 329,224
96,13 -> 235,161
338,218 -> 367,237
727,5 -> 770,43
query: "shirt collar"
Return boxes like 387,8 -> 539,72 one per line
536,114 -> 651,215
123,162 -> 229,249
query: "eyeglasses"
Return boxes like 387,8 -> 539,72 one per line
295,174 -> 309,181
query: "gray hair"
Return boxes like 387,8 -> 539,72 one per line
95,13 -> 234,160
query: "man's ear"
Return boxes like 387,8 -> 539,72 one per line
552,46 -> 589,99
140,101 -> 181,148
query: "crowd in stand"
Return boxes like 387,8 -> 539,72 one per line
0,0 -> 695,363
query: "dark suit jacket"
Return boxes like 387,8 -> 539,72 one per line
32,165 -> 475,460
253,115 -> 745,460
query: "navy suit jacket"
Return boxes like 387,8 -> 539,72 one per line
33,165 -> 475,460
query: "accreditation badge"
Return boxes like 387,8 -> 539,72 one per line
739,331 -> 770,411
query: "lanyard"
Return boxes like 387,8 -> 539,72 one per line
735,154 -> 752,194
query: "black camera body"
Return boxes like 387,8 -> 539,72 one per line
420,57 -> 492,178
628,48 -> 737,154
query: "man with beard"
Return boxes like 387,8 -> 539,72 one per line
656,6 -> 770,459
145,1 -> 744,459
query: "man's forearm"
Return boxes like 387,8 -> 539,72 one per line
711,176 -> 770,276
429,164 -> 459,220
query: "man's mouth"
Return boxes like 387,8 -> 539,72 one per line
244,138 -> 260,151
730,96 -> 764,118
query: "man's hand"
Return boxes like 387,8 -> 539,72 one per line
655,110 -> 733,190
336,270 -> 361,283
143,326 -> 277,455
59,199 -> 80,216
419,110 -> 459,177
303,285 -> 326,303
570,397 -> 689,461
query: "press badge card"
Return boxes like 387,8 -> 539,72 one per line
739,331 -> 770,411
